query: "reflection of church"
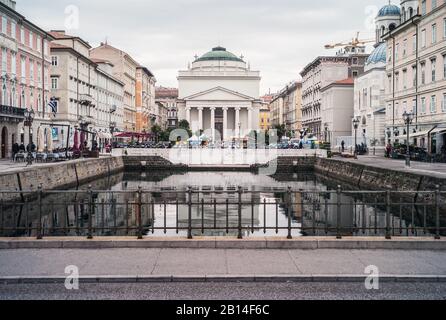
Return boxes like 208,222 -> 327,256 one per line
177,47 -> 262,141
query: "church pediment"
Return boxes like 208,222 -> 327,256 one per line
183,87 -> 255,101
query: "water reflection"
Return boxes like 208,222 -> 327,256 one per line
0,171 -> 439,237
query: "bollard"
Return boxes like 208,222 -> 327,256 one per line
435,185 -> 441,240
287,187 -> 293,240
385,191 -> 391,240
237,186 -> 243,239
138,186 -> 143,240
87,185 -> 93,239
37,184 -> 43,240
336,185 -> 342,239
187,187 -> 193,239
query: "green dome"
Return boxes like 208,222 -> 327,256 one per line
195,47 -> 244,62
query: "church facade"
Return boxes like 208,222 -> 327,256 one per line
177,47 -> 262,142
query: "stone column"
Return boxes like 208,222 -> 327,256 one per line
223,107 -> 228,141
210,107 -> 216,142
198,107 -> 203,132
235,107 -> 241,138
247,107 -> 253,134
186,107 -> 191,124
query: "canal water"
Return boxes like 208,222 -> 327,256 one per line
0,171 -> 436,238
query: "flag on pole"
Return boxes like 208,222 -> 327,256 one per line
48,97 -> 57,117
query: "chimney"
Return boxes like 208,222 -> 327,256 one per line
50,30 -> 66,36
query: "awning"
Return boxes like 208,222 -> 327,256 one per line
409,128 -> 446,138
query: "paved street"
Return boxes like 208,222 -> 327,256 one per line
1,248 -> 446,277
338,155 -> 446,179
1,282 -> 445,300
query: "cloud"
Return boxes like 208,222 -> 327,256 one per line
17,0 -> 389,93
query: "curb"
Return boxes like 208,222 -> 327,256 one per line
0,237 -> 445,250
1,275 -> 446,284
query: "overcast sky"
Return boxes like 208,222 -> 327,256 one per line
17,0 -> 390,94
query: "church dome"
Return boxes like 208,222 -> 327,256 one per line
195,47 -> 244,62
377,4 -> 401,17
366,42 -> 386,65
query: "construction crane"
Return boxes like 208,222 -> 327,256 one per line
324,32 -> 375,51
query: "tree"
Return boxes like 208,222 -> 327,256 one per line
272,124 -> 286,141
151,124 -> 163,142
178,119 -> 192,137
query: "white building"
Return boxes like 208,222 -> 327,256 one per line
352,4 -> 396,152
177,46 -> 262,141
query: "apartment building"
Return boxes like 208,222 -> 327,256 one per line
384,0 -> 446,154
300,53 -> 368,140
90,43 -> 139,133
0,0 -> 53,158
136,66 -> 156,133
155,87 -> 178,129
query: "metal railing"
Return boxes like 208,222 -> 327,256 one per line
0,104 -> 25,118
0,185 -> 444,239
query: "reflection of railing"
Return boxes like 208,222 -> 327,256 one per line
0,186 -> 444,239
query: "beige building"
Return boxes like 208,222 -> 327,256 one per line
300,53 -> 368,140
49,31 -> 124,148
321,78 -> 355,147
135,66 -> 156,133
155,87 -> 178,129
91,43 -> 139,133
269,81 -> 302,136
384,0 -> 446,154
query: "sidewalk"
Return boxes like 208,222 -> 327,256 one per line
1,248 -> 445,280
335,155 -> 446,179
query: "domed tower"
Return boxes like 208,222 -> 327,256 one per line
400,0 -> 418,23
375,2 -> 401,44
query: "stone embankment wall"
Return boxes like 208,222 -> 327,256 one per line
0,157 -> 124,201
314,158 -> 445,193
123,156 -> 187,171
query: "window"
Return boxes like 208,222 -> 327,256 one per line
431,95 -> 437,113
29,61 -> 34,82
421,0 -> 426,15
20,27 -> 24,44
11,21 -> 16,40
421,62 -> 426,84
37,63 -> 41,85
432,24 -> 437,44
20,88 -> 25,108
431,58 -> 436,82
444,55 -> 446,79
421,97 -> 426,113
432,0 -> 437,9
395,72 -> 399,91
444,18 -> 446,39
11,52 -> 16,76
1,16 -> 6,34
1,79 -> 7,105
412,99 -> 417,114
403,101 -> 407,113
21,56 -> 26,82
421,29 -> 426,47
403,39 -> 407,57
36,36 -> 41,52
412,65 -> 417,87
443,93 -> 446,112
1,48 -> 6,75
413,34 -> 417,53
403,69 -> 407,89
395,43 -> 399,60
51,56 -> 58,66
29,31 -> 33,49
11,83 -> 16,107
51,77 -> 58,90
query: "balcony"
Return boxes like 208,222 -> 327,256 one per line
0,105 -> 25,122
79,94 -> 95,106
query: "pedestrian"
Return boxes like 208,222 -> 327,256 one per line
341,140 -> 345,153
386,144 -> 392,158
19,142 -> 25,152
12,142 -> 19,159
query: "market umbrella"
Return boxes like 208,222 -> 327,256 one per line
73,130 -> 79,151
46,128 -> 53,153
37,127 -> 45,153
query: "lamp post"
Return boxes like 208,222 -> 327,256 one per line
352,118 -> 360,159
403,111 -> 414,168
24,108 -> 35,166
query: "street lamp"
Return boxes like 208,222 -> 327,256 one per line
24,108 -> 35,166
352,118 -> 360,159
403,111 -> 414,168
